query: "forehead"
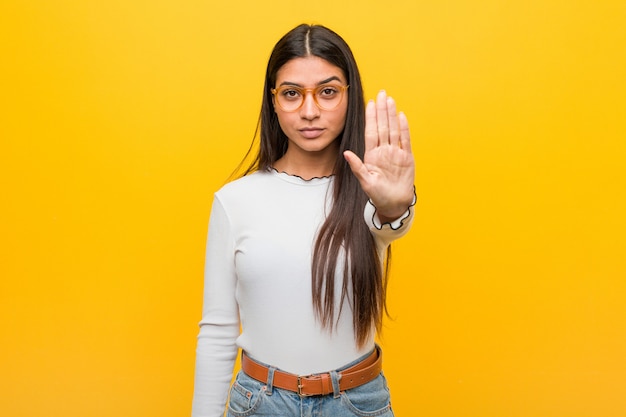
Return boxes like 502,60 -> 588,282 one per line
275,56 -> 346,85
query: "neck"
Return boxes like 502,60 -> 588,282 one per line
273,145 -> 338,180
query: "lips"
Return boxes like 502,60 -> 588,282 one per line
299,127 -> 325,139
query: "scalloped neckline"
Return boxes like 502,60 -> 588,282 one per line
269,167 -> 334,184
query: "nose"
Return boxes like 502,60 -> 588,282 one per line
299,92 -> 320,119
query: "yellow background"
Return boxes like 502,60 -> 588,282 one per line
1,1 -> 625,416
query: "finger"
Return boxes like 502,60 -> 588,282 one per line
387,96 -> 400,147
376,90 -> 390,144
343,150 -> 370,188
399,111 -> 412,152
364,99 -> 378,151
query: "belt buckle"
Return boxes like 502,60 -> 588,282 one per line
297,376 -> 312,397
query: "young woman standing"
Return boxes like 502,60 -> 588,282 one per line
192,24 -> 416,417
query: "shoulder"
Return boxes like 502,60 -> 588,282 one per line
216,170 -> 274,197
213,169 -> 333,216
212,170 -> 286,211
216,168 -> 332,199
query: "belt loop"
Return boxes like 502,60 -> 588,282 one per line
330,370 -> 341,398
265,366 -> 276,396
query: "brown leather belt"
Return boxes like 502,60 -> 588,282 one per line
241,345 -> 383,396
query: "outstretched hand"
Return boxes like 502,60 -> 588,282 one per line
344,90 -> 415,222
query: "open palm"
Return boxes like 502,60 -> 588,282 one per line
344,90 -> 415,222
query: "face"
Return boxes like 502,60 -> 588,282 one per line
273,56 -> 348,158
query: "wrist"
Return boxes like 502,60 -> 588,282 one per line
372,187 -> 417,223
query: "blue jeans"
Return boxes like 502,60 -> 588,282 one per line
227,351 -> 394,417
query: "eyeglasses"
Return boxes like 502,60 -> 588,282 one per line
271,84 -> 349,112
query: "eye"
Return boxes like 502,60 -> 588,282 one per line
280,88 -> 302,101
317,85 -> 340,99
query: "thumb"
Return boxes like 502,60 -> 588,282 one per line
343,150 -> 369,185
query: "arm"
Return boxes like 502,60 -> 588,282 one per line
192,195 -> 240,417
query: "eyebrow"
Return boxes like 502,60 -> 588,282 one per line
278,76 -> 343,87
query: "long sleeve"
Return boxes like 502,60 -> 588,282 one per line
364,190 -> 417,250
192,195 -> 240,417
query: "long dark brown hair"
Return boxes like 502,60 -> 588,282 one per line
238,24 -> 391,347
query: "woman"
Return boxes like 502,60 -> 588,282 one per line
192,24 -> 415,417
